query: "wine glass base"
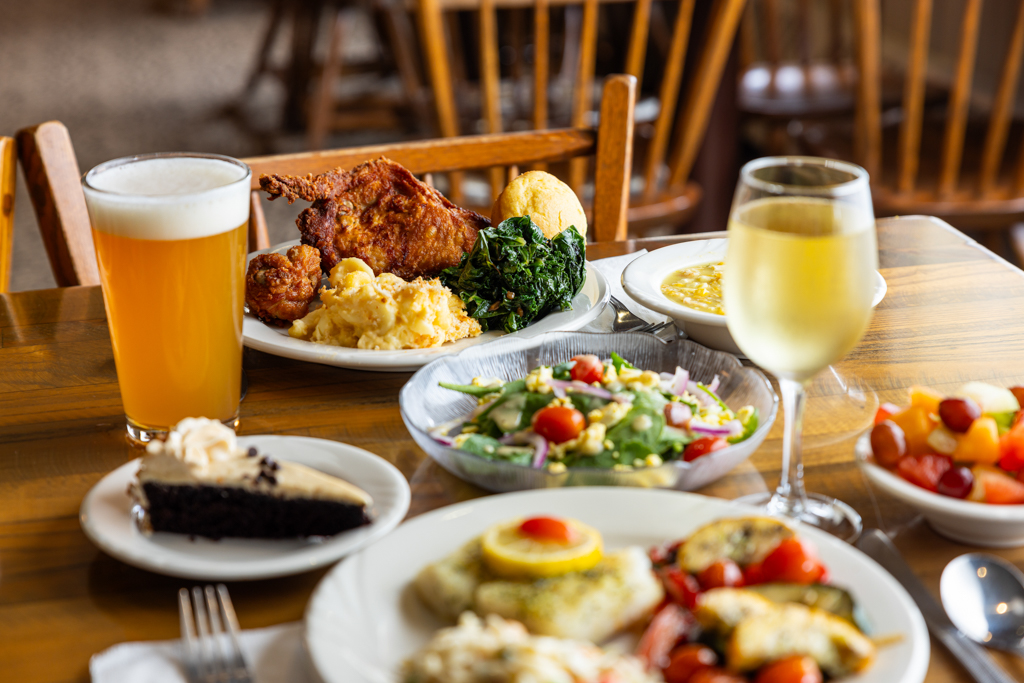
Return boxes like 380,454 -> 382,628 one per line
734,491 -> 863,542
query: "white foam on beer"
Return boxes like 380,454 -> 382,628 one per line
84,157 -> 251,241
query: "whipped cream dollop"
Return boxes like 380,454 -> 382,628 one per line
146,417 -> 244,476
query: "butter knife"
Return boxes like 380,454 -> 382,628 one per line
857,529 -> 1016,683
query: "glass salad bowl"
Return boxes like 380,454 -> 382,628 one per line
399,331 -> 778,492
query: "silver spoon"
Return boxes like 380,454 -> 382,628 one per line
941,552 -> 1024,655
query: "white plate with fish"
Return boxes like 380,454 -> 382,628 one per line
622,239 -> 887,354
243,240 -> 610,372
79,436 -> 410,580
304,488 -> 929,683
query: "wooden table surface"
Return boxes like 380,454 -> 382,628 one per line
4,216 -> 1024,683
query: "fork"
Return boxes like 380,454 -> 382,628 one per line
179,584 -> 253,683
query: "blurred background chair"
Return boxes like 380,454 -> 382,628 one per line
797,0 -> 1024,265
248,74 -> 637,240
413,0 -> 746,236
15,121 -> 272,288
1,137 -> 15,293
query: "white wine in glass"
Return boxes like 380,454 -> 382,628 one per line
724,157 -> 877,540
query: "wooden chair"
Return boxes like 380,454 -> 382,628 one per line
245,74 -> 637,242
835,0 -> 1024,264
15,121 -> 272,288
415,0 -> 746,233
0,137 -> 15,293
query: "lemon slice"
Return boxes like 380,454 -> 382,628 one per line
481,518 -> 603,579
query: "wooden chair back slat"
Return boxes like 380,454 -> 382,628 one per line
16,121 -> 99,288
980,0 -> 1024,195
852,0 -> 881,177
897,0 -> 933,195
246,76 -> 636,241
762,0 -> 781,66
797,0 -> 812,66
642,0 -> 696,200
937,0 -> 983,197
667,0 -> 747,189
533,0 -> 550,130
0,137 -> 15,293
829,0 -> 845,66
593,74 -> 636,241
479,0 -> 505,199
568,0 -> 601,194
249,191 -> 271,252
624,0 -> 653,87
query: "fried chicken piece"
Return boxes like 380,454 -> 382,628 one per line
245,245 -> 322,326
260,157 -> 490,280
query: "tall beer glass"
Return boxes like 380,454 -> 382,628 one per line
83,153 -> 251,444
723,157 -> 877,540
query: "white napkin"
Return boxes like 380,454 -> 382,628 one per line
584,251 -> 670,331
90,622 -> 313,683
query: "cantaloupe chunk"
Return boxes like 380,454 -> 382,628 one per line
953,417 -> 1001,464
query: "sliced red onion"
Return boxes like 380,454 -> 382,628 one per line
659,372 -> 675,381
722,419 -> 744,437
527,433 -> 549,468
707,375 -> 720,393
548,379 -> 617,401
671,367 -> 689,396
470,398 -> 497,418
498,433 -> 517,445
664,402 -> 693,428
689,420 -> 733,437
434,435 -> 455,447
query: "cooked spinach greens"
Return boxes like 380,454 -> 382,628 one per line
439,216 -> 587,333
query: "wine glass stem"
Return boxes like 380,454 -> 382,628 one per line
774,377 -> 810,510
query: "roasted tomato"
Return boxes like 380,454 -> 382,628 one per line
635,604 -> 695,669
519,516 -> 576,543
689,668 -> 746,683
659,566 -> 702,610
531,405 -> 586,444
755,656 -> 824,683
760,538 -> 826,584
663,644 -> 718,683
570,354 -> 604,384
697,559 -> 745,590
683,437 -> 728,462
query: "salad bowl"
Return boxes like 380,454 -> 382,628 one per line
400,331 -> 778,492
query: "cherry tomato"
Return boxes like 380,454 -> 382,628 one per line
870,421 -> 907,468
1000,424 -> 1024,472
743,561 -> 765,586
659,566 -> 701,610
874,403 -> 901,425
688,667 -> 746,683
532,405 -> 586,444
755,656 -> 824,683
570,354 -> 604,384
650,539 -> 684,567
761,538 -> 826,585
896,453 -> 953,492
635,604 -> 695,669
519,516 -> 576,543
697,559 -> 745,590
663,644 -> 717,683
939,397 -> 981,433
684,437 -> 728,462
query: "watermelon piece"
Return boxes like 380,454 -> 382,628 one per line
897,454 -> 953,492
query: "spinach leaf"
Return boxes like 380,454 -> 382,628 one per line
439,381 -> 505,398
457,434 -> 504,458
472,389 -> 556,436
552,361 -> 574,381
610,352 -> 635,374
440,217 -> 587,333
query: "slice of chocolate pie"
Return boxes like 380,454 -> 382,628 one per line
130,418 -> 372,539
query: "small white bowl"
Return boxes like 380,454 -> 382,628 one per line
621,239 -> 887,354
855,431 -> 1024,547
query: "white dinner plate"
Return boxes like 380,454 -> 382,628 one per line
242,240 -> 610,372
304,488 -> 930,683
622,239 -> 887,353
79,436 -> 410,580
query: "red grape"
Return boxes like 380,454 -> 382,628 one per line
937,466 -> 975,499
939,398 -> 981,433
871,421 -> 907,467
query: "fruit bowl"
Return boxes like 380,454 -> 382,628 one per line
855,431 -> 1024,547
400,331 -> 778,493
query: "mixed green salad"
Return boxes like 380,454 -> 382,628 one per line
439,216 -> 587,333
433,354 -> 759,472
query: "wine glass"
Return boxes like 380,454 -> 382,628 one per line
723,156 -> 878,541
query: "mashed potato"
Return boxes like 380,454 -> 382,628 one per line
289,258 -> 481,350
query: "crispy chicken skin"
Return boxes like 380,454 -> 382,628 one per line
245,245 -> 322,326
259,157 -> 490,280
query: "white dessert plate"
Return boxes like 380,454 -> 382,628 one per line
304,488 -> 929,683
621,239 -> 887,354
79,436 -> 410,580
242,240 -> 609,372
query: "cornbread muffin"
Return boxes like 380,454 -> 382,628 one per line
491,170 -> 588,240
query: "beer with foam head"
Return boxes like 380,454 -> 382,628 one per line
83,154 -> 251,443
